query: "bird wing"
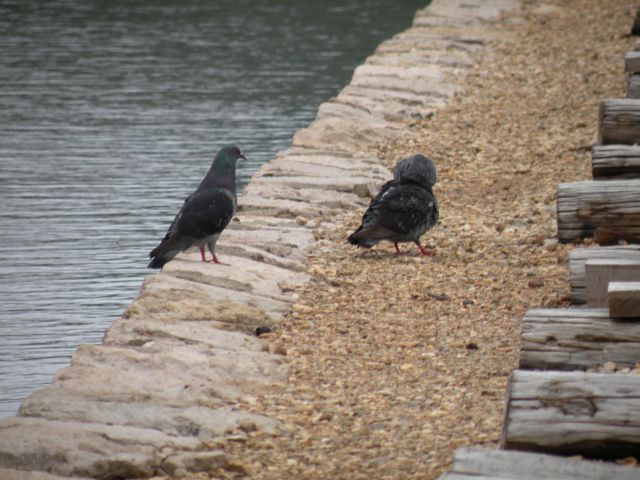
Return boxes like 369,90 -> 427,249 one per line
366,182 -> 437,238
168,187 -> 235,240
381,183 -> 438,232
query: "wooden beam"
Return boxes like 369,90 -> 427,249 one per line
557,180 -> 640,243
586,258 -> 640,307
501,370 -> 640,459
569,246 -> 640,304
519,307 -> 640,370
592,145 -> 640,178
437,447 -> 640,480
597,99 -> 640,145
628,74 -> 640,99
625,51 -> 640,74
609,281 -> 640,318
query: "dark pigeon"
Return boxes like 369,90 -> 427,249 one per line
347,154 -> 439,256
148,144 -> 245,269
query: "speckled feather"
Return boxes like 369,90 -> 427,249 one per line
348,154 -> 439,251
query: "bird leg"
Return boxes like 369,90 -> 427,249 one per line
209,253 -> 229,266
394,242 -> 404,255
415,241 -> 436,256
199,246 -> 229,265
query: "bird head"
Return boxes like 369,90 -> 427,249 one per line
393,154 -> 437,187
210,144 -> 246,177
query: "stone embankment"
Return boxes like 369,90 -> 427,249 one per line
0,1 -> 521,478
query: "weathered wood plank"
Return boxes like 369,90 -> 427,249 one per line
557,180 -> 640,243
609,281 -> 640,318
519,307 -> 640,370
592,145 -> 640,178
501,370 -> 640,458
436,446 -> 640,480
628,74 -> 640,99
626,51 -> 640,74
569,245 -> 640,304
586,258 -> 640,307
597,99 -> 640,145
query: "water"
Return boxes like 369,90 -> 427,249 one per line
0,0 -> 424,417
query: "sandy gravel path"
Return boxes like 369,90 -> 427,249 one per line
205,1 -> 636,478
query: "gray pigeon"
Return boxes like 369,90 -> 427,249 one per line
148,145 -> 245,269
347,154 -> 439,256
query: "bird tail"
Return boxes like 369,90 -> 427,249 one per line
148,238 -> 189,269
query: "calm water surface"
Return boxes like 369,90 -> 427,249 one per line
0,0 -> 424,417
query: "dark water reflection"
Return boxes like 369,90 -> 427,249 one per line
0,0 -> 424,417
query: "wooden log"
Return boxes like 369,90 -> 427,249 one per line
626,51 -> 640,74
557,180 -> 640,243
501,369 -> 640,458
586,258 -> 640,307
628,74 -> 640,99
597,99 -> 640,145
519,307 -> 640,370
592,145 -> 640,178
609,281 -> 640,318
569,245 -> 640,304
436,446 -> 640,480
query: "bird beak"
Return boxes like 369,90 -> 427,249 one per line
240,154 -> 246,161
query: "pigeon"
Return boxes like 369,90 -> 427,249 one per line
148,144 -> 245,269
347,154 -> 439,256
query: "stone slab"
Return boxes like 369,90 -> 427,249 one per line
20,390 -> 277,440
0,416 -> 200,478
49,341 -> 283,406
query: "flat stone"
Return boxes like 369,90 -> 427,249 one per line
124,273 -> 288,325
48,341 -> 282,406
254,155 -> 389,180
160,451 -> 228,476
334,92 -> 439,122
249,174 -> 388,195
0,416 -> 200,478
366,50 -> 473,68
350,71 -> 461,98
0,468 -> 90,480
416,0 -> 520,23
238,195 -> 330,218
104,316 -> 268,351
225,217 -> 315,245
292,117 -> 404,153
216,242 -> 306,272
161,253 -> 308,302
20,390 -> 277,440
273,148 -> 382,169
243,184 -> 369,210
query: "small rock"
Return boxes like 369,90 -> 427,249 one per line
528,278 -> 544,289
400,363 -> 413,371
602,361 -> 616,373
238,419 -> 258,433
161,451 -> 228,476
466,342 -> 479,350
255,325 -> 272,336
462,299 -> 474,307
295,216 -> 309,226
273,345 -> 287,356
543,238 -> 558,251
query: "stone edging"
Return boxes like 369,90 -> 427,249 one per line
0,1 -> 522,478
